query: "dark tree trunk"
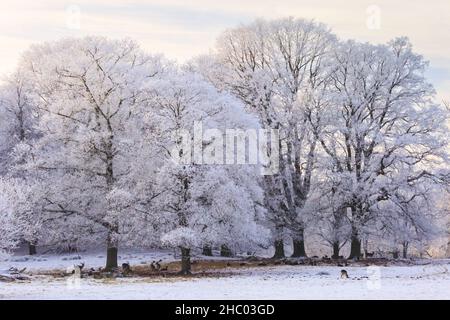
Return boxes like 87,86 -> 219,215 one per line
105,247 -> 118,271
272,225 -> 285,259
202,245 -> 213,256
66,244 -> 78,253
402,242 -> 409,259
291,236 -> 306,258
180,247 -> 191,275
348,204 -> 362,260
28,242 -> 37,256
393,250 -> 399,259
220,245 -> 233,257
332,241 -> 340,259
103,131 -> 119,272
105,231 -> 118,271
273,239 -> 285,259
348,229 -> 361,260
446,238 -> 450,258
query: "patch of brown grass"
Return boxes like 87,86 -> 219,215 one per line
131,259 -> 254,277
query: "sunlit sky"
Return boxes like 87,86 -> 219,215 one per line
1,0 -> 449,101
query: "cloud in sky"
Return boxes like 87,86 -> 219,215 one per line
0,0 -> 449,100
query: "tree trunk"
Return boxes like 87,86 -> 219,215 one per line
291,229 -> 307,257
202,245 -> 213,256
332,241 -> 340,259
392,249 -> 399,259
272,239 -> 285,259
105,246 -> 118,271
180,247 -> 191,275
348,228 -> 361,260
105,231 -> 118,271
220,244 -> 233,257
66,244 -> 78,253
362,238 -> 369,259
103,131 -> 119,272
402,242 -> 409,259
272,225 -> 285,259
28,242 -> 37,256
446,237 -> 450,258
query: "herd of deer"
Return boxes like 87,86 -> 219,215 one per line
69,259 -> 169,278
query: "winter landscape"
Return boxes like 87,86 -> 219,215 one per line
2,249 -> 450,299
1,1 -> 450,300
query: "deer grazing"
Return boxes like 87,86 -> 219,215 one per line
122,263 -> 132,275
151,259 -> 163,271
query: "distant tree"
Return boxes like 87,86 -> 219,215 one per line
0,178 -> 29,258
0,70 -> 42,254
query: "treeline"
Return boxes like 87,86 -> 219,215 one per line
0,18 -> 449,272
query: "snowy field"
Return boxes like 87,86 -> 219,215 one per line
1,251 -> 450,299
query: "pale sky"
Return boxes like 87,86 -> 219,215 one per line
1,0 -> 449,101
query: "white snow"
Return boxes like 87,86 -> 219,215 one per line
1,252 -> 450,299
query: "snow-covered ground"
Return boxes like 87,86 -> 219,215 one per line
1,251 -> 450,299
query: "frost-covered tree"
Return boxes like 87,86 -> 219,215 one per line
305,172 -> 350,258
0,178 -> 30,258
309,38 -> 450,259
146,70 -> 269,273
0,19 -> 448,265
0,69 -> 43,255
20,37 -> 166,269
371,181 -> 445,258
202,17 -> 336,258
0,70 -> 37,174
